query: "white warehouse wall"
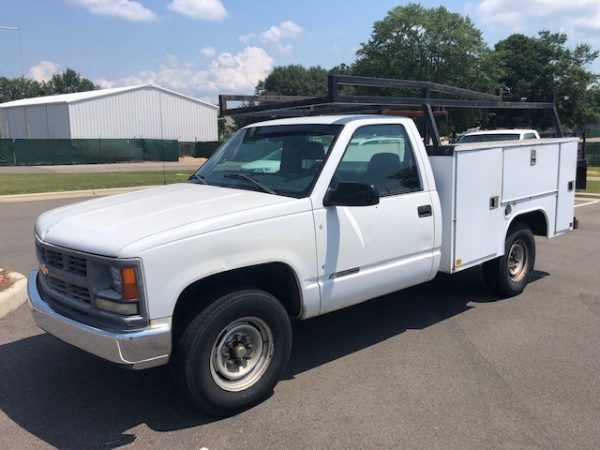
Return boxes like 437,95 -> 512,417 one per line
68,87 -> 218,141
0,104 -> 70,139
159,91 -> 218,142
46,104 -> 71,138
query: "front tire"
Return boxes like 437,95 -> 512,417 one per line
482,223 -> 535,297
171,289 -> 292,416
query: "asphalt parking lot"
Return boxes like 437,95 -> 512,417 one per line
0,196 -> 599,449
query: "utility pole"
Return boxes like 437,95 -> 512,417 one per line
0,25 -> 25,77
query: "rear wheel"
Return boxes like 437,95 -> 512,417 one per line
482,223 -> 535,297
171,289 -> 292,416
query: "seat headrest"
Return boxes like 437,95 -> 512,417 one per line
367,152 -> 401,171
303,141 -> 325,159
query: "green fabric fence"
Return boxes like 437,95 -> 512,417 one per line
0,138 -> 179,166
193,141 -> 221,158
586,142 -> 600,166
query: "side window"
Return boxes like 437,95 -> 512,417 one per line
333,124 -> 422,196
523,132 -> 537,140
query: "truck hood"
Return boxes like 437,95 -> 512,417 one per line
35,183 -> 306,257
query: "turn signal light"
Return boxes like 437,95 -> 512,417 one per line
121,267 -> 138,300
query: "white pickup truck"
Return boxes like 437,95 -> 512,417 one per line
28,115 -> 578,415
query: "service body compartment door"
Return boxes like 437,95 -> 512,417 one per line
453,148 -> 503,270
502,144 -> 559,202
555,141 -> 578,234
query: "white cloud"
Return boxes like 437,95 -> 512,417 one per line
239,33 -> 255,44
241,20 -> 304,54
261,20 -> 303,43
70,0 -> 157,22
168,0 -> 228,21
29,61 -> 61,82
98,47 -> 274,100
96,78 -> 115,89
200,46 -> 216,58
277,43 -> 293,55
476,0 -> 600,38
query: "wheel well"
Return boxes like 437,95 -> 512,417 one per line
172,263 -> 302,340
509,210 -> 548,237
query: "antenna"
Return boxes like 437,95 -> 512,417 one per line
0,25 -> 24,77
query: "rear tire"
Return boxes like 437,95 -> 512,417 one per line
171,289 -> 292,416
482,223 -> 535,297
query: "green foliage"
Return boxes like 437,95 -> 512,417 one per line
495,32 -> 599,128
218,118 -> 235,141
231,65 -> 331,131
353,3 -> 500,92
46,68 -> 96,94
0,76 -> 46,103
255,64 -> 329,96
0,68 -> 96,103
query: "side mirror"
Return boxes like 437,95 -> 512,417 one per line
324,182 -> 379,207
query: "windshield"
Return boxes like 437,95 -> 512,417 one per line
458,133 -> 520,143
192,124 -> 343,197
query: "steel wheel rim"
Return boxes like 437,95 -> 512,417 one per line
507,239 -> 528,282
209,316 -> 273,392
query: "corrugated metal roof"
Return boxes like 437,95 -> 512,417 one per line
0,84 -> 218,109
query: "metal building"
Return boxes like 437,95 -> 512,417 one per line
0,85 -> 218,142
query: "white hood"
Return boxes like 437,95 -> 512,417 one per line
35,183 -> 304,257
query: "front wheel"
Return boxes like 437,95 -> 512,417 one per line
171,289 -> 292,416
482,223 -> 536,297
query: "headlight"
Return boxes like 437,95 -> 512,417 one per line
109,267 -> 122,293
96,266 -> 140,316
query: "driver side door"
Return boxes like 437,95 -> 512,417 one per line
312,123 -> 436,314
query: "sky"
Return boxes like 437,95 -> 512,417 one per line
1,0 -> 599,104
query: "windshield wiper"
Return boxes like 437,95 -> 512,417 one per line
223,173 -> 277,195
187,173 -> 208,185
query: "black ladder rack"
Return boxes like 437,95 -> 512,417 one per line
219,75 -> 565,147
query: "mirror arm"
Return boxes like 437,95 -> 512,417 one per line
323,186 -> 335,207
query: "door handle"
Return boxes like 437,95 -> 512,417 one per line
418,205 -> 432,218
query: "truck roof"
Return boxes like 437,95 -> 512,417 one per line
246,115 -> 405,127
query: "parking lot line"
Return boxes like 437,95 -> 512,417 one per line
575,199 -> 600,208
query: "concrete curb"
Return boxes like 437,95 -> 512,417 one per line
0,185 -> 156,203
0,271 -> 27,319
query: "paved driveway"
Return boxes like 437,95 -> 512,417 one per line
0,198 -> 599,449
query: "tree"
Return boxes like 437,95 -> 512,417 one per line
353,4 -> 500,93
335,4 -> 502,132
0,68 -> 96,103
255,65 -> 329,96
0,76 -> 44,103
494,32 -> 599,128
45,68 -> 96,94
227,65 -> 331,131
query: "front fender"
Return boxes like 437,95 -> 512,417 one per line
130,210 -> 320,320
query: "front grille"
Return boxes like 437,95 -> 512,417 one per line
39,245 -> 87,276
36,242 -> 91,309
45,276 -> 91,304
35,239 -> 148,329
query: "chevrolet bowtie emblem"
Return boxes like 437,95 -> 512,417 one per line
39,262 -> 49,276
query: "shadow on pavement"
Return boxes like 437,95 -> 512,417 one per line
0,266 -> 547,448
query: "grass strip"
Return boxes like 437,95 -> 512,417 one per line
587,166 -> 599,177
0,171 -> 193,195
578,180 -> 600,194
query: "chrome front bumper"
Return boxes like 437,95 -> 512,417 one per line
28,270 -> 171,370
